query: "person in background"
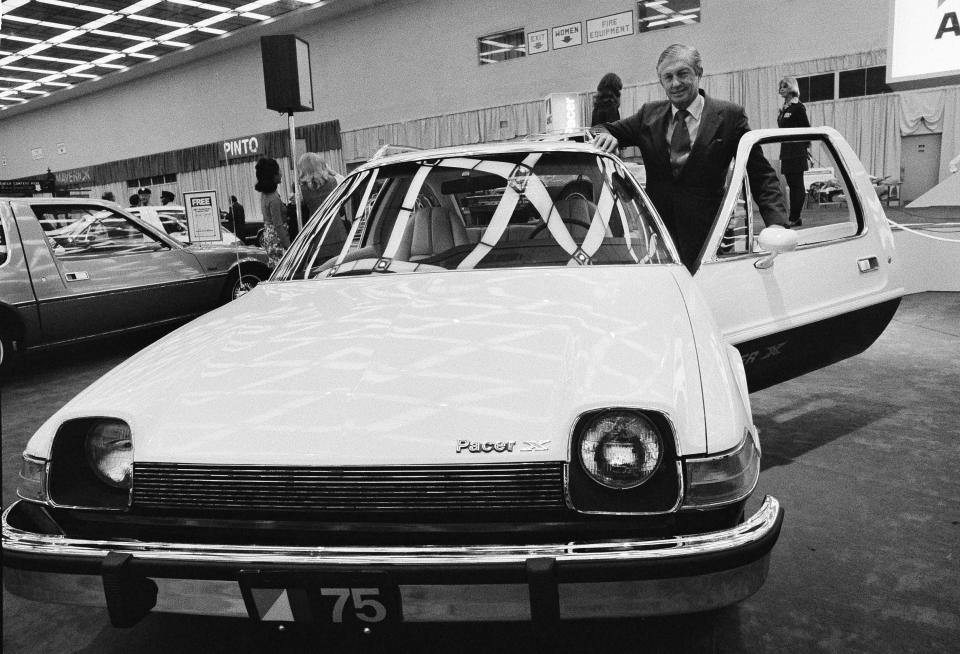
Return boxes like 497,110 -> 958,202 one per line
160,190 -> 176,205
101,191 -> 116,203
255,158 -> 290,266
228,195 -> 246,243
592,43 -> 786,272
777,76 -> 811,227
286,182 -> 301,241
128,194 -> 141,207
136,186 -> 162,230
591,72 -> 623,126
298,152 -> 343,217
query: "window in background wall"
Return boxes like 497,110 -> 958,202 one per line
637,0 -> 701,32
797,73 -> 835,103
797,66 -> 892,103
126,173 -> 177,189
478,29 -> 526,65
839,66 -> 892,98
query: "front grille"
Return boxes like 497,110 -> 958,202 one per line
133,462 -> 567,513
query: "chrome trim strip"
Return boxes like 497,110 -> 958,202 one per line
20,313 -> 202,353
704,228 -> 871,265
2,496 -> 780,566
34,277 -> 211,305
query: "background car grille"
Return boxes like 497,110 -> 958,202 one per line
133,462 -> 567,512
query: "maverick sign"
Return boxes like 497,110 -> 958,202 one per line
220,134 -> 265,162
887,0 -> 960,88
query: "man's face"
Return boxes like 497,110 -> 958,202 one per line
657,55 -> 701,110
139,192 -> 150,205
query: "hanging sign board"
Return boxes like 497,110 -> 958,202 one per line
220,134 -> 265,162
887,0 -> 960,88
527,29 -> 548,54
551,23 -> 582,49
544,93 -> 582,133
183,190 -> 223,243
586,11 -> 635,43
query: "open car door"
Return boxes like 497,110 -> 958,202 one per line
693,127 -> 905,391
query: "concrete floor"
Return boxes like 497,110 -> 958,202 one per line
2,291 -> 958,653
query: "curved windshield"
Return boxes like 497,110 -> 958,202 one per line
274,150 -> 673,280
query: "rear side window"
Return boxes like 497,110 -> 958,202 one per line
33,205 -> 166,258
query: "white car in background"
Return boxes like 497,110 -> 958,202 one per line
131,205 -> 242,246
3,128 -> 903,631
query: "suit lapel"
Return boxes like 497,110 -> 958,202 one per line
685,94 -> 722,173
646,101 -> 673,167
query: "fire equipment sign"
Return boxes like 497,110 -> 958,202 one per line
587,12 -> 635,42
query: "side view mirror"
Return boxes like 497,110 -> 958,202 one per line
754,225 -> 799,269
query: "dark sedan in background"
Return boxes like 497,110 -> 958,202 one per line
0,197 -> 271,375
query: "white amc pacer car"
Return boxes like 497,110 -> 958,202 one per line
3,127 -> 903,632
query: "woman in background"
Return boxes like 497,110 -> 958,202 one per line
298,152 -> 343,218
777,76 -> 811,227
255,157 -> 290,266
591,72 -> 623,126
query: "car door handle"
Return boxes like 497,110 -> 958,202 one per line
857,257 -> 879,273
65,271 -> 90,281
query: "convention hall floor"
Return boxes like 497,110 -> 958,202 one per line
2,289 -> 958,653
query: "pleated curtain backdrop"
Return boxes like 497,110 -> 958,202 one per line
82,49 -> 960,201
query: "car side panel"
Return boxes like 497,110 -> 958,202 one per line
12,201 -> 214,345
0,202 -> 43,346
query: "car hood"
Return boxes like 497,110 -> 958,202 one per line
30,267 -> 709,465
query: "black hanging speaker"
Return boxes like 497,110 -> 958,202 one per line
260,35 -> 314,113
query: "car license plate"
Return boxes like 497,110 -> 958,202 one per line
239,570 -> 401,626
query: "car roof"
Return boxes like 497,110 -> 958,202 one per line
352,138 -> 609,174
0,197 -> 115,205
132,205 -> 186,212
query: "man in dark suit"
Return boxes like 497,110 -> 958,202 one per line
593,44 -> 787,272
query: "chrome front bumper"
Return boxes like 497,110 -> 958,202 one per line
2,496 -> 783,623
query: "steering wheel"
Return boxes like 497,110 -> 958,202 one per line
528,219 -> 592,240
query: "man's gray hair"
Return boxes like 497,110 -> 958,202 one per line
656,44 -> 703,76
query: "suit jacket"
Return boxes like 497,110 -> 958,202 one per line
599,91 -> 786,271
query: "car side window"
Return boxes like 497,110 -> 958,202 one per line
0,217 -> 7,266
718,136 -> 862,258
35,205 -> 167,258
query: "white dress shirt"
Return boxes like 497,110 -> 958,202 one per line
666,93 -> 705,145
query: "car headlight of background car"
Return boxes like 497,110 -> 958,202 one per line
17,418 -> 133,510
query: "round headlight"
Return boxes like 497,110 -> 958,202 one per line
85,420 -> 133,489
579,411 -> 662,489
